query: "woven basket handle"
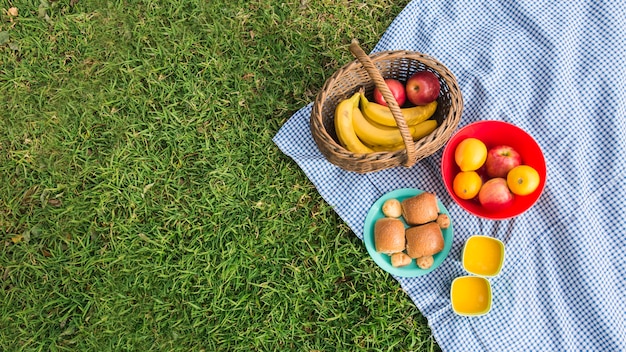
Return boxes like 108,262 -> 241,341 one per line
349,39 -> 417,167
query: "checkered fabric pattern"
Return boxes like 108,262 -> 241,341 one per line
273,1 -> 626,351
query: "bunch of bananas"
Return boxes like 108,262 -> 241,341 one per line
334,91 -> 438,153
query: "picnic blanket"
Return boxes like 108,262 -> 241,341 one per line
273,1 -> 626,350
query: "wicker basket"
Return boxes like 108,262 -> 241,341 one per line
310,39 -> 463,174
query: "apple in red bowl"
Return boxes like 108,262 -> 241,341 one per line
441,120 -> 547,220
485,145 -> 522,178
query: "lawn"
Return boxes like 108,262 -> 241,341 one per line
1,0 -> 440,350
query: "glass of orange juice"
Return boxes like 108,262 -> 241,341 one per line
450,276 -> 492,316
462,235 -> 505,277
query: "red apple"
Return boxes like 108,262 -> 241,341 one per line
485,145 -> 522,178
373,78 -> 406,107
478,178 -> 514,210
405,71 -> 440,105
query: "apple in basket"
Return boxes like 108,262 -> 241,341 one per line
373,78 -> 406,107
406,71 -> 440,105
478,178 -> 514,210
485,145 -> 522,178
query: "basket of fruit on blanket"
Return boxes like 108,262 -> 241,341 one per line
310,39 -> 463,174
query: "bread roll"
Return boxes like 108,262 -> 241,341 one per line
374,218 -> 405,254
382,199 -> 402,218
390,252 -> 412,267
416,255 -> 434,269
405,222 -> 444,258
436,214 -> 450,229
401,192 -> 439,225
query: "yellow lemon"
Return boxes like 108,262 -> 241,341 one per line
507,165 -> 540,196
454,138 -> 487,171
453,171 -> 483,200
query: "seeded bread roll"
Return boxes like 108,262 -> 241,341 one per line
401,192 -> 439,225
405,222 -> 444,258
374,218 -> 405,254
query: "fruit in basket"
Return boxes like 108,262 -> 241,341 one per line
334,92 -> 374,154
359,94 -> 437,127
454,138 -> 488,172
478,178 -> 514,210
352,105 -> 438,148
406,71 -> 441,105
485,145 -> 522,178
507,165 -> 540,196
453,171 -> 482,200
373,78 -> 407,107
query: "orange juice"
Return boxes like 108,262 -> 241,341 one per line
450,276 -> 491,316
462,235 -> 505,277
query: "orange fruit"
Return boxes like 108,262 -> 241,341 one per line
453,171 -> 483,200
454,138 -> 487,171
507,165 -> 540,196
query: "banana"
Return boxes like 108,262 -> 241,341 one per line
352,105 -> 438,147
359,94 -> 437,127
334,92 -> 374,154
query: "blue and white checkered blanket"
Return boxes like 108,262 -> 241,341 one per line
273,1 -> 626,350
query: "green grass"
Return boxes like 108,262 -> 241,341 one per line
1,0 -> 441,350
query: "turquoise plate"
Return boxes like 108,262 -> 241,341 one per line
363,188 -> 454,278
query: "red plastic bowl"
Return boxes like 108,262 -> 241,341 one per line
441,120 -> 547,220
